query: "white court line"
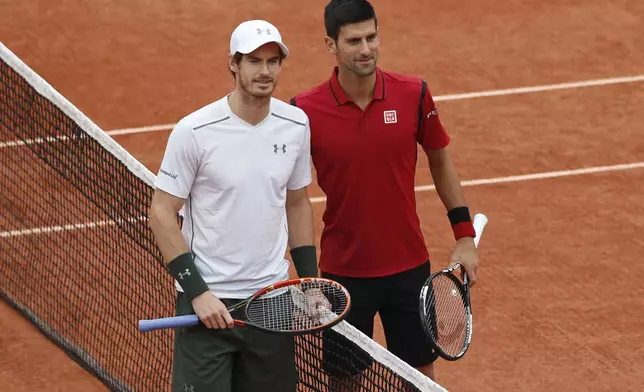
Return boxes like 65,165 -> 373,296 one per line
309,162 -> 644,203
104,74 -> 644,136
432,75 -> 644,102
3,161 -> 642,238
0,135 -> 77,149
1,217 -> 147,238
1,220 -> 115,238
107,123 -> 176,136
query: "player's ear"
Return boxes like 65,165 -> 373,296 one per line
324,36 -> 337,55
228,54 -> 239,73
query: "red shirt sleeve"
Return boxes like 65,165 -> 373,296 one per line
416,80 -> 450,151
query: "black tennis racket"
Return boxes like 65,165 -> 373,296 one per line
419,213 -> 488,361
139,277 -> 351,335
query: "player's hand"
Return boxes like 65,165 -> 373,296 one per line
449,237 -> 479,287
191,291 -> 234,329
304,288 -> 333,322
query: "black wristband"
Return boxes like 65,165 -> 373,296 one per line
167,252 -> 209,301
447,206 -> 472,225
290,245 -> 318,278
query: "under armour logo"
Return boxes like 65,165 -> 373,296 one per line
426,109 -> 438,118
257,28 -> 271,35
274,144 -> 286,154
178,269 -> 191,279
183,384 -> 195,392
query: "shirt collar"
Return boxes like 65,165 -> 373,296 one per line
328,66 -> 386,106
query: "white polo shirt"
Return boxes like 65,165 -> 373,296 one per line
154,96 -> 312,299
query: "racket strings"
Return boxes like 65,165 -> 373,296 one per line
245,281 -> 348,332
422,274 -> 468,356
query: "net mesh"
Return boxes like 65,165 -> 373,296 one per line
0,42 -> 447,392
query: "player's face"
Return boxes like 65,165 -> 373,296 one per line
327,19 -> 380,77
231,43 -> 282,98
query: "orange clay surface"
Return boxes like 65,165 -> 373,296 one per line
1,0 -> 643,390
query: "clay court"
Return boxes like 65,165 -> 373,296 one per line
1,0 -> 643,391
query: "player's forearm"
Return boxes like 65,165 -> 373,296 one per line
149,204 -> 189,264
427,148 -> 467,211
149,202 -> 210,299
285,195 -> 318,277
428,148 -> 477,241
286,199 -> 315,248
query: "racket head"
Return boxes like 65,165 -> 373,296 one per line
242,277 -> 351,335
419,264 -> 472,361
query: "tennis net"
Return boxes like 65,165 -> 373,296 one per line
0,41 -> 447,392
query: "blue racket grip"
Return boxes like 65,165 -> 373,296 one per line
139,314 -> 199,332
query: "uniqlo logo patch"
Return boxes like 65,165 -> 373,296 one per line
383,110 -> 397,124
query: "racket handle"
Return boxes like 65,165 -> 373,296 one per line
472,213 -> 488,248
139,314 -> 199,332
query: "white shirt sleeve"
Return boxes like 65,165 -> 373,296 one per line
287,117 -> 313,191
154,122 -> 200,199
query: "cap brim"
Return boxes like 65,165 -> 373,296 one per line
236,40 -> 289,58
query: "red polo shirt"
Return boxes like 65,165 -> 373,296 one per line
291,67 -> 450,278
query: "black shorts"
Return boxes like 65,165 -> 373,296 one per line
321,261 -> 438,376
171,292 -> 297,392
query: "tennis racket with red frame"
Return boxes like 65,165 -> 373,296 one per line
139,277 -> 351,335
419,213 -> 488,361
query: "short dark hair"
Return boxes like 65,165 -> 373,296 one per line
324,0 -> 378,41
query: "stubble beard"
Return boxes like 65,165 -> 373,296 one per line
348,57 -> 377,77
239,76 -> 276,101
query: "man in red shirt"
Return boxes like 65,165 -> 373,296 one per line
290,0 -> 481,386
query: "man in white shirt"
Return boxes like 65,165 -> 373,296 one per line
149,19 -> 317,392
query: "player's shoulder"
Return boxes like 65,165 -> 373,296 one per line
381,69 -> 427,94
176,97 -> 230,134
289,79 -> 330,109
270,97 -> 309,127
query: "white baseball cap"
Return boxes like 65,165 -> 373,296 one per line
229,20 -> 290,58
